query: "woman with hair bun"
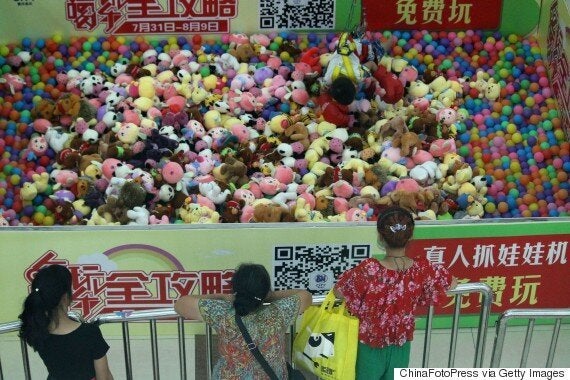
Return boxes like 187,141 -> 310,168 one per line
334,206 -> 457,380
175,263 -> 312,379
18,264 -> 114,380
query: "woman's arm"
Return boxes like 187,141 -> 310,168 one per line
266,289 -> 313,314
94,355 -> 114,380
174,293 -> 233,321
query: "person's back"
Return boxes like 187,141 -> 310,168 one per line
175,263 -> 312,380
334,206 -> 456,380
18,264 -> 114,380
200,295 -> 299,378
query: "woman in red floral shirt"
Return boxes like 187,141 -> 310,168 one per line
334,206 -> 457,380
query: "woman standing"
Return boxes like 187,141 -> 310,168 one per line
334,206 -> 457,380
19,264 -> 114,380
175,263 -> 312,379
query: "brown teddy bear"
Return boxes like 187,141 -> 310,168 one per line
118,181 -> 148,210
228,44 -> 256,62
391,131 -> 422,157
362,164 -> 388,189
378,189 -> 424,214
314,195 -> 335,217
96,196 -> 130,225
376,116 -> 408,143
212,156 -> 250,188
56,148 -> 82,170
316,167 -> 354,188
220,200 -> 242,223
252,203 -> 288,223
32,99 -> 56,121
282,122 -> 310,151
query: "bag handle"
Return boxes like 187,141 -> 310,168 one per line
321,289 -> 338,311
321,289 -> 351,316
235,313 -> 280,380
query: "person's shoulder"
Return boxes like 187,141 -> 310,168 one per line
199,298 -> 233,313
81,322 -> 102,333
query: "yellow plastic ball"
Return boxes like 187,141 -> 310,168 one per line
43,216 -> 55,226
506,123 -> 517,134
33,213 -> 45,224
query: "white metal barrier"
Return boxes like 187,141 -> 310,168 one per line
490,308 -> 570,368
10,284 -> 568,380
423,282 -> 494,368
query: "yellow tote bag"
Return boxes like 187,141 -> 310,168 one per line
292,290 -> 359,380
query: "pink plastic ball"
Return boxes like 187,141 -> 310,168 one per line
534,152 -> 544,163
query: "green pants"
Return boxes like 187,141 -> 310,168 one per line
356,341 -> 411,380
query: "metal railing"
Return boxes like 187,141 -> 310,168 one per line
4,284 -> 568,379
490,308 -> 570,368
92,308 -> 193,380
422,282 -> 494,368
0,321 -> 31,380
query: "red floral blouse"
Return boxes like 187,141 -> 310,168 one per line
335,256 -> 452,348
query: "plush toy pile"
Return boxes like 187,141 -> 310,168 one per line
0,30 -> 568,225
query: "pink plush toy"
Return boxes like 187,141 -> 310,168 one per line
332,179 -> 354,198
1,73 -> 26,95
161,162 -> 184,185
233,188 -> 256,206
395,178 -> 421,192
274,165 -> 295,185
429,138 -> 457,158
346,207 -> 368,222
381,146 -> 403,163
258,177 -> 286,196
411,149 -> 434,165
101,158 -> 121,180
436,107 -> 458,126
50,169 -> 79,189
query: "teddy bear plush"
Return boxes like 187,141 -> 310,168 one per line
93,196 -> 129,225
282,122 -> 310,153
252,203 -> 289,223
212,156 -> 250,188
362,164 -> 388,189
378,189 -> 424,214
118,180 -> 149,210
376,116 -> 408,143
391,131 -> 422,157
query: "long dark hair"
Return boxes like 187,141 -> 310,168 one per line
18,265 -> 73,351
377,206 -> 415,248
232,263 -> 270,316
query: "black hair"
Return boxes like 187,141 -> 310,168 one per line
232,263 -> 270,316
18,265 -> 73,351
376,206 -> 415,248
329,76 -> 356,105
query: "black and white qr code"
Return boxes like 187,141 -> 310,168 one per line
259,0 -> 335,30
273,244 -> 370,295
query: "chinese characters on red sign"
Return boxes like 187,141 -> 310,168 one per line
409,234 -> 569,313
363,0 -> 502,31
65,0 -> 238,34
24,251 -> 234,319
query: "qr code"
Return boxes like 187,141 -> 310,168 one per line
273,244 -> 370,295
259,0 -> 335,30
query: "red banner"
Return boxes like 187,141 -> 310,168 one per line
409,234 -> 570,314
363,0 -> 503,31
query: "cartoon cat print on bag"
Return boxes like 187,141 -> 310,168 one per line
301,331 -> 335,367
